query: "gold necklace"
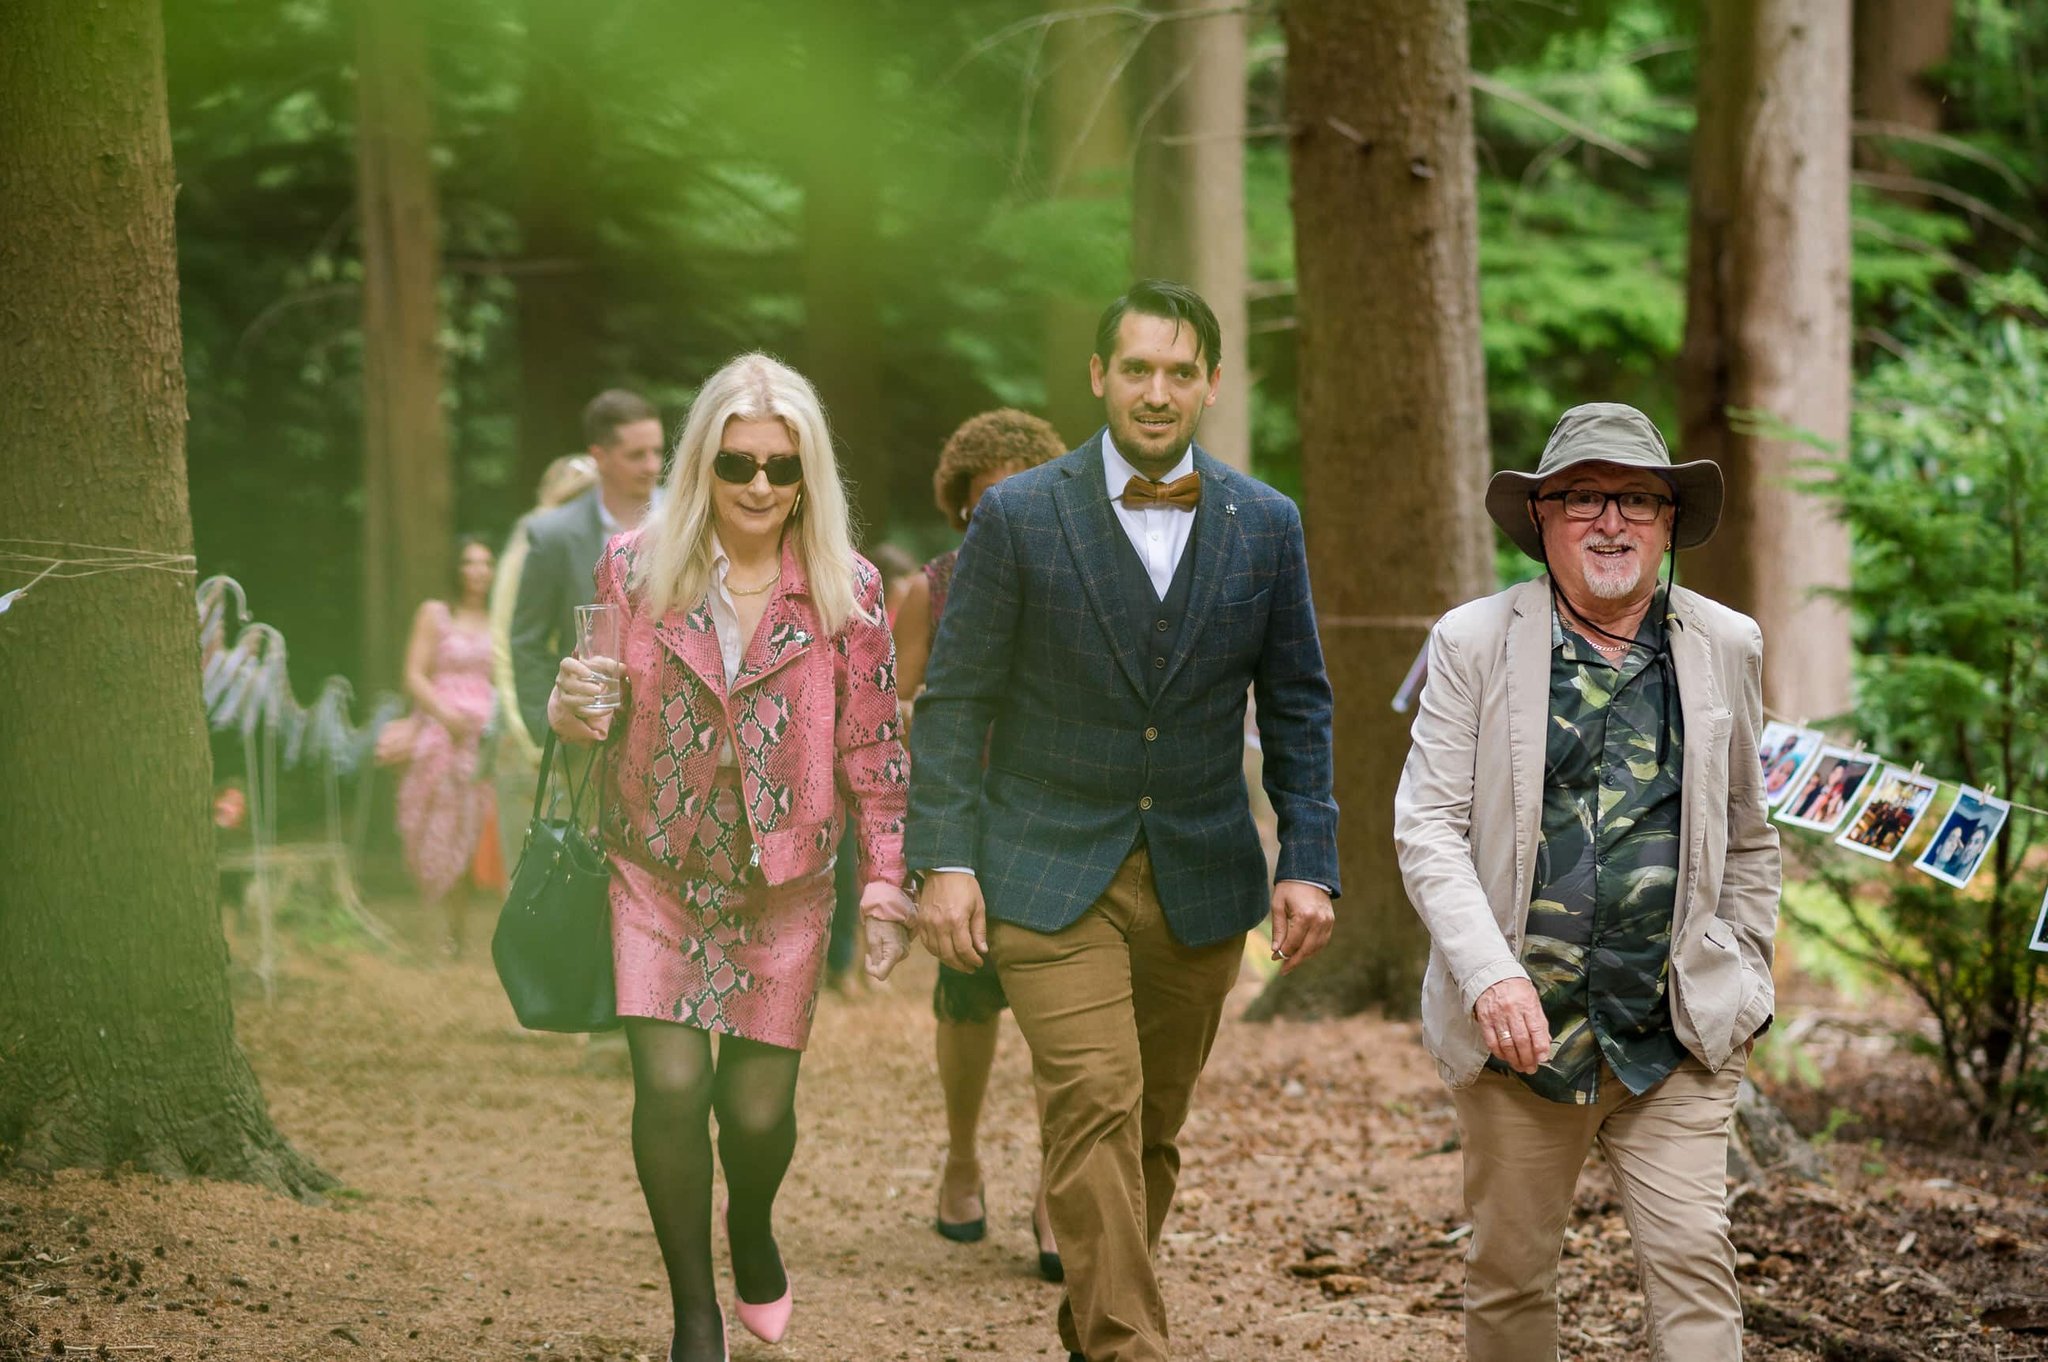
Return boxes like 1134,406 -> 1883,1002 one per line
727,571 -> 779,597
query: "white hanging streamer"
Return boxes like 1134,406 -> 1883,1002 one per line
197,575 -> 402,775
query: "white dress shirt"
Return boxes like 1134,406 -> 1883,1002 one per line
1103,432 -> 1197,599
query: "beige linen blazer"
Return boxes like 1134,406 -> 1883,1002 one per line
1393,578 -> 1780,1088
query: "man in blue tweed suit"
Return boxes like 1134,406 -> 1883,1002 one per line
907,280 -> 1341,1362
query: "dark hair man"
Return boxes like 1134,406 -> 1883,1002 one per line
907,279 -> 1340,1362
508,388 -> 663,743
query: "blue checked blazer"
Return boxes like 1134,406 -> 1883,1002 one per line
905,432 -> 1340,947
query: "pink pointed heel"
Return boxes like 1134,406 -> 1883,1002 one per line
723,1203 -> 793,1344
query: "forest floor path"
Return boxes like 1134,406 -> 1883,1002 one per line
3,903 -> 2044,1361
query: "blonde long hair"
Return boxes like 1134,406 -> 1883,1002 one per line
631,353 -> 860,635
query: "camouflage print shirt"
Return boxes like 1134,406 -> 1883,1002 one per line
1495,594 -> 1688,1104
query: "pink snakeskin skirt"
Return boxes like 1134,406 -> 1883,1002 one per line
610,769 -> 835,1051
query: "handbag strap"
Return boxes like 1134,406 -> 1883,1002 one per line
530,729 -> 560,824
532,726 -> 608,828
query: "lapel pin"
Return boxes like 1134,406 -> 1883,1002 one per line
1225,503 -> 1238,517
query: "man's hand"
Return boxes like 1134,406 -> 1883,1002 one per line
1268,880 -> 1334,974
916,871 -> 988,972
1474,977 -> 1552,1074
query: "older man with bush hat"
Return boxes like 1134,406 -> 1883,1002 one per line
1394,402 -> 1780,1360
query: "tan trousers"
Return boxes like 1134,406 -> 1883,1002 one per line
1451,1056 -> 1747,1362
990,845 -> 1244,1362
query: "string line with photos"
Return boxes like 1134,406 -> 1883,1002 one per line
1387,634 -> 2048,956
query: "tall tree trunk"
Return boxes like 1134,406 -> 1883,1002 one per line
1853,0 -> 1953,182
1042,1 -> 1132,446
355,0 -> 452,688
0,0 -> 328,1197
1133,1 -> 1251,470
1254,0 -> 1494,1018
801,9 -> 890,537
514,0 -> 607,495
1679,0 -> 1854,724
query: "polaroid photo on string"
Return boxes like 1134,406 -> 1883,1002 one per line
1775,745 -> 1879,834
1834,766 -> 1941,862
1911,785 -> 2012,890
1758,723 -> 1826,809
2030,886 -> 2048,954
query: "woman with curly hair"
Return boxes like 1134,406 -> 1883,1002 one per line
893,407 -> 1068,1280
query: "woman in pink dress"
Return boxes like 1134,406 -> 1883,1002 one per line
548,354 -> 912,1362
890,408 -> 1066,1277
395,537 -> 498,954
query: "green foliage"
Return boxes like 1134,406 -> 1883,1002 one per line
1785,276 -> 2048,1138
167,0 -> 1104,690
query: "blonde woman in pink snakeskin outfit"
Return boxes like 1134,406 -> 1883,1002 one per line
548,354 -> 913,1362
395,536 -> 499,955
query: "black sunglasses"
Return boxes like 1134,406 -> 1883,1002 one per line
713,451 -> 804,487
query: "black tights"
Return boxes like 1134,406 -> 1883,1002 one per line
625,1018 -> 802,1362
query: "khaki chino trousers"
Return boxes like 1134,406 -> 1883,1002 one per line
990,845 -> 1244,1362
1451,1055 -> 1747,1362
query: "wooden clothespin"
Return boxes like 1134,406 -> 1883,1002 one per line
1851,739 -> 1867,757
1983,784 -> 1999,802
1909,762 -> 1924,780
1796,715 -> 1810,732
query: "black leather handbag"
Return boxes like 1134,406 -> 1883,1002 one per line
492,732 -> 620,1033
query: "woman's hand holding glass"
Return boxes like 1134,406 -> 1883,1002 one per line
548,654 -> 624,745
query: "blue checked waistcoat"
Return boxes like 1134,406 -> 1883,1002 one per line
905,434 -> 1341,947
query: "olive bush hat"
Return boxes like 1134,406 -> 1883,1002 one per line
1485,402 -> 1724,561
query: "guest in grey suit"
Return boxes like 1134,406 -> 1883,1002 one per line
508,389 -> 664,743
908,280 -> 1340,1362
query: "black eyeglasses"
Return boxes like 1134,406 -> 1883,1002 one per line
1531,489 -> 1673,523
713,451 -> 804,487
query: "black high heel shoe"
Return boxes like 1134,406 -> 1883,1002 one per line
1033,1202 -> 1063,1282
934,1157 -> 987,1243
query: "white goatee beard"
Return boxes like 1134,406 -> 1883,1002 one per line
1582,566 -> 1643,600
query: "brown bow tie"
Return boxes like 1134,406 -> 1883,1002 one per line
1120,472 -> 1201,510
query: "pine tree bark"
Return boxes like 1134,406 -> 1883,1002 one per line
1679,0 -> 1853,724
1253,0 -> 1494,1017
514,0 -> 608,494
801,9 -> 890,535
1133,1 -> 1251,470
0,0 -> 328,1197
1042,1 -> 1133,445
355,0 -> 452,688
1853,0 -> 1953,182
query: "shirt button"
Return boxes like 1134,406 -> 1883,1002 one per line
1153,656 -> 1166,669
1155,619 -> 1169,632
1145,727 -> 1159,742
1139,795 -> 1154,810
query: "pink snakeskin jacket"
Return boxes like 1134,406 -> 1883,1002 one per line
591,531 -> 911,917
